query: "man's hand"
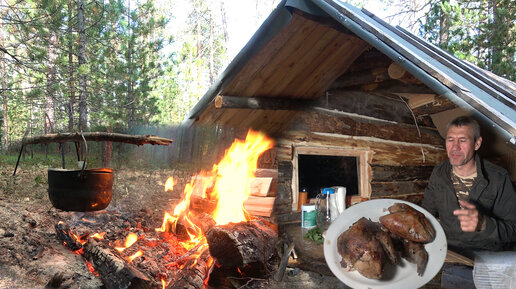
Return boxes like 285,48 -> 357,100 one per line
453,200 -> 485,232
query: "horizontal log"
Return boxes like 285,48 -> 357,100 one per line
346,48 -> 393,73
411,94 -> 457,116
370,194 -> 424,205
214,95 -> 314,110
370,180 -> 428,197
290,111 -> 443,146
206,220 -> 278,278
367,79 -> 436,94
371,165 -> 434,182
317,90 -> 420,125
331,67 -> 390,89
166,248 -> 211,289
23,132 -> 173,146
278,130 -> 446,166
83,239 -> 154,289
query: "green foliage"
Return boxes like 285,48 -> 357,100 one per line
421,0 -> 515,80
303,227 -> 324,243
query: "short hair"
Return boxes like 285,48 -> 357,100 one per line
447,115 -> 481,140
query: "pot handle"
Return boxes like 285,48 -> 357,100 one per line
79,131 -> 88,177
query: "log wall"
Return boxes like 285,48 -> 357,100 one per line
271,95 -> 448,217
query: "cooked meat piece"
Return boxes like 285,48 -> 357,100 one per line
373,222 -> 399,265
401,239 -> 429,276
337,217 -> 385,279
379,203 -> 435,243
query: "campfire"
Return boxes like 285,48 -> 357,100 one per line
55,130 -> 279,289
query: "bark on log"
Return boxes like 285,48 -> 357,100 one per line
83,239 -> 154,289
165,212 -> 216,241
166,247 -> 212,289
331,67 -> 390,89
54,223 -> 154,289
55,222 -> 87,252
214,95 -> 314,111
23,132 -> 173,146
206,219 -> 279,278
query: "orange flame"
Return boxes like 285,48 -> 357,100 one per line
91,232 -> 105,240
115,232 -> 138,252
127,250 -> 143,263
209,130 -> 274,224
84,260 -> 99,276
164,177 -> 177,192
157,130 -> 273,263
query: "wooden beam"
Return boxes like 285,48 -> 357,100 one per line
23,132 -> 173,146
331,67 -> 390,89
368,80 -> 436,94
214,95 -> 314,111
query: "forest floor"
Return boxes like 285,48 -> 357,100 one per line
0,164 -> 349,289
0,164 -> 191,288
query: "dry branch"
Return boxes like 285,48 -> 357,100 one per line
23,132 -> 173,146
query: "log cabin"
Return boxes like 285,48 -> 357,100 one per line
182,0 -> 516,227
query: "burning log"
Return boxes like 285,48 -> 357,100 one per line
166,247 -> 213,289
206,219 -> 279,278
55,223 -> 154,289
55,222 -> 87,252
83,238 -> 155,289
161,212 -> 216,241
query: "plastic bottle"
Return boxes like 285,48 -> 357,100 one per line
315,188 -> 338,233
301,204 -> 317,235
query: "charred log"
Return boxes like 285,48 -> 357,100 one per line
83,238 -> 154,289
166,247 -> 212,289
161,212 -> 216,241
206,219 -> 279,278
54,223 -> 154,289
54,222 -> 87,252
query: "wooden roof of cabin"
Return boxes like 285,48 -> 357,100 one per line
183,0 -> 516,144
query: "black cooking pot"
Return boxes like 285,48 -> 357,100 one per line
48,168 -> 113,211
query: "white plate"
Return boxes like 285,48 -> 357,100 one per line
323,199 -> 447,289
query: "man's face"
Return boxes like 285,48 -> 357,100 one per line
445,125 -> 482,168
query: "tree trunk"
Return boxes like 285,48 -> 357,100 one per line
209,9 -> 215,85
67,0 -> 76,132
1,17 -> 8,152
127,0 -> 135,127
104,127 -> 113,168
78,0 -> 88,131
438,0 -> 449,47
45,33 -> 57,134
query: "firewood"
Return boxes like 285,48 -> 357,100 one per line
244,196 -> 275,217
166,247 -> 212,289
54,222 -> 86,252
83,238 -> 155,289
206,219 -> 279,278
54,223 -> 154,289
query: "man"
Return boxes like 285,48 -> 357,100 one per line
422,115 -> 516,258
